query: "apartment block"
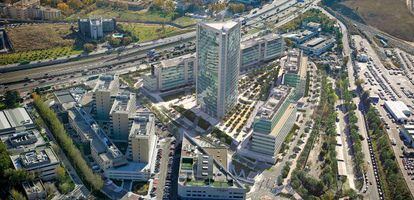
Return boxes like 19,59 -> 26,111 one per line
110,93 -> 136,141
127,113 -> 156,163
93,74 -> 119,120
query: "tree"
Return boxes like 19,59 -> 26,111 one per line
5,169 -> 34,185
57,2 -> 69,11
4,90 -> 20,108
68,0 -> 82,10
122,36 -> 133,45
10,189 -> 26,200
83,43 -> 95,52
109,38 -> 121,47
228,3 -> 245,13
56,166 -> 66,182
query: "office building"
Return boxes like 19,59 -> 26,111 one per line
11,148 -> 59,181
240,33 -> 284,71
23,180 -> 47,200
93,74 -> 119,120
178,137 -> 245,199
196,21 -> 241,119
110,93 -> 136,141
299,36 -> 336,56
143,54 -> 196,92
127,114 -> 156,163
0,107 -> 35,135
250,86 -> 296,163
288,29 -> 317,44
7,130 -> 38,147
78,18 -> 116,40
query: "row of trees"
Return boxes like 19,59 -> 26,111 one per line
336,75 -> 365,187
363,101 -> 413,199
32,94 -> 103,191
0,141 -> 35,200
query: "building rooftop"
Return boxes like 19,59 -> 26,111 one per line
241,33 -> 282,49
255,86 -> 291,121
200,21 -> 239,32
0,107 -> 34,133
129,114 -> 154,138
385,101 -> 411,120
13,148 -> 58,169
303,36 -> 335,49
178,137 -> 243,189
157,53 -> 195,69
110,93 -> 135,114
22,180 -> 45,197
94,74 -> 119,92
7,129 -> 38,147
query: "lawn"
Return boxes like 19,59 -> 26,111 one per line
2,24 -> 83,65
0,47 -> 82,65
119,23 -> 192,42
172,16 -> 199,27
132,181 -> 149,195
328,0 -> 414,42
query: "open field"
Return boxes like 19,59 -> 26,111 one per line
119,23 -> 193,42
2,24 -> 82,65
329,0 -> 414,42
6,24 -> 76,52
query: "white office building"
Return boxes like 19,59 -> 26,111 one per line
196,21 -> 241,119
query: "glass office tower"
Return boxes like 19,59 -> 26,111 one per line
196,21 -> 241,119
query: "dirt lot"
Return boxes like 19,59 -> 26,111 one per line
332,0 -> 414,42
6,23 -> 76,52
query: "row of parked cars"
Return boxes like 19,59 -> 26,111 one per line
163,139 -> 177,200
366,136 -> 384,199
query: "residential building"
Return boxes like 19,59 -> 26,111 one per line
110,93 -> 136,141
93,74 -> 119,120
127,114 -> 156,163
0,107 -> 35,135
11,148 -> 59,181
1,0 -> 61,20
143,54 -> 196,92
22,180 -> 47,200
78,18 -> 116,40
178,137 -> 246,199
240,33 -> 285,71
196,21 -> 241,119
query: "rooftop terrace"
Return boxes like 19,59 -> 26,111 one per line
255,86 -> 291,121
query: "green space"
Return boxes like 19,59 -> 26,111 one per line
172,16 -> 199,27
2,24 -> 83,65
119,23 -> 193,43
119,68 -> 150,87
291,71 -> 358,199
56,166 -> 75,194
33,94 -> 103,191
0,47 -> 82,66
132,181 -> 149,195
211,127 -> 233,146
197,117 -> 211,130
279,124 -> 300,154
337,74 -> 364,189
0,90 -> 20,109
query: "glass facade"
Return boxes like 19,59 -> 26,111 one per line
196,22 -> 241,118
